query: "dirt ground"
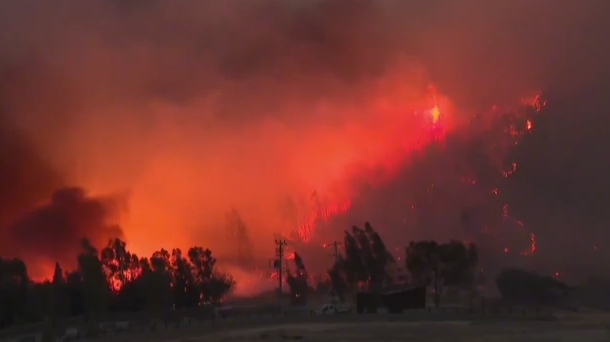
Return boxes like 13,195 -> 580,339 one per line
193,321 -> 610,342
5,308 -> 610,342
84,308 -> 610,342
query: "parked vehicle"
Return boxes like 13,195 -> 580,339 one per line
314,303 -> 352,315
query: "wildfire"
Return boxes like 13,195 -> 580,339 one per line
530,233 -> 537,253
285,89 -> 547,264
521,93 -> 547,112
16,80 -> 551,288
289,92 -> 453,243
293,199 -> 352,242
430,105 -> 441,124
503,163 -> 518,178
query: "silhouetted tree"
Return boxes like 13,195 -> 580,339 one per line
188,247 -> 215,280
406,241 -> 438,286
51,262 -> 69,316
328,259 -> 348,301
406,240 -> 478,307
204,272 -> 235,304
0,236 -> 235,330
286,252 -> 309,305
101,237 -> 130,289
26,281 -> 52,324
144,249 -> 173,311
65,270 -> 85,316
113,261 -> 145,313
438,241 -> 479,307
225,208 -> 254,265
353,226 -> 376,283
314,277 -> 332,295
40,262 -> 68,342
0,257 -> 29,328
78,238 -> 110,319
171,248 -> 198,309
363,222 -> 394,289
342,229 -> 365,287
339,223 -> 394,292
188,247 -> 233,303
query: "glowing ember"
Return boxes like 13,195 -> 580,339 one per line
530,233 -> 537,253
430,105 -> 441,124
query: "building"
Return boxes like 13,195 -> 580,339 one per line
356,285 -> 426,313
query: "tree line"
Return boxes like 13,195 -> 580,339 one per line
1,221 -> 571,331
285,222 -> 570,309
0,238 -> 234,330
284,222 -> 481,307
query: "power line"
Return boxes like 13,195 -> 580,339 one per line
274,239 -> 287,301
325,241 -> 343,300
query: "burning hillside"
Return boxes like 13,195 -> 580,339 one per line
272,93 -> 547,278
0,0 -> 609,286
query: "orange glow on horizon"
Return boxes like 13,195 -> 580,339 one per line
6,70 -> 546,285
110,83 -> 459,256
0,0 -> 567,291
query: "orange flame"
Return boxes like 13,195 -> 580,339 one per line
430,105 -> 441,124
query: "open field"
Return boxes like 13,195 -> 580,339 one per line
201,320 -> 610,342
4,307 -> 610,342
72,313 -> 609,342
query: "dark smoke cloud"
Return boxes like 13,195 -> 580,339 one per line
0,0 -> 608,280
5,188 -> 125,276
0,118 -> 62,221
0,63 -> 125,276
0,106 -> 125,275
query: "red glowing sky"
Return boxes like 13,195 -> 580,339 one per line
1,0 -> 610,280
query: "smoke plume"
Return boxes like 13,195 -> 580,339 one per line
0,112 -> 125,276
0,0 -> 608,279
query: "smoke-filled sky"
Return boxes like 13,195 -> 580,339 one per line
0,0 -> 609,278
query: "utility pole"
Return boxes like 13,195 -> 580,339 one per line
274,239 -> 287,299
326,241 -> 343,302
330,241 -> 342,263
